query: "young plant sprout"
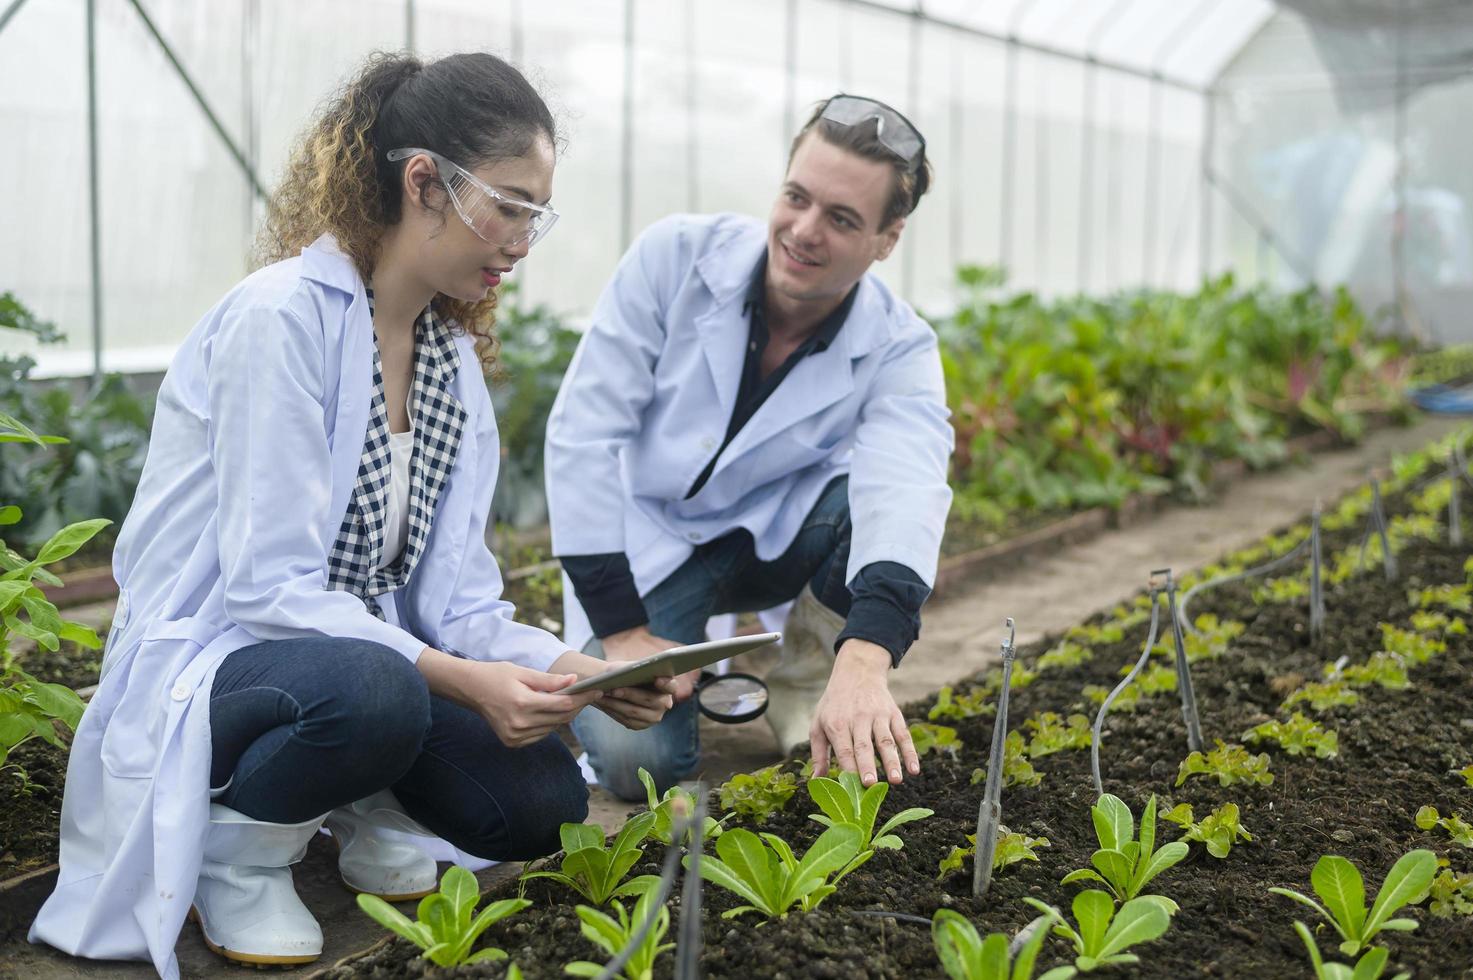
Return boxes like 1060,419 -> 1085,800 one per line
970,732 -> 1043,789
1380,623 -> 1446,665
929,684 -> 996,722
1407,610 -> 1467,636
1176,740 -> 1274,788
1427,862 -> 1473,917
1456,764 -> 1473,789
690,823 -> 864,919
1161,802 -> 1253,859
910,722 -> 964,759
806,768 -> 933,851
564,886 -> 675,980
637,768 -> 723,844
1243,713 -> 1339,759
1092,583 -> 1163,797
1281,677 -> 1359,714
1406,583 -> 1471,612
1337,653 -> 1410,691
1415,806 -> 1473,848
1356,476 -> 1397,582
937,829 -> 1050,880
1061,794 -> 1188,911
931,908 -> 1060,980
356,865 -> 529,968
974,618 -> 1016,898
1268,849 -> 1437,957
1179,528 -> 1312,629
1310,504 -> 1325,640
717,763 -> 798,825
1292,924 -> 1410,980
1037,640 -> 1092,672
1023,712 -> 1093,758
520,814 -> 660,905
1021,891 -> 1173,977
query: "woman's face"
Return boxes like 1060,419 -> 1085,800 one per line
397,134 -> 556,303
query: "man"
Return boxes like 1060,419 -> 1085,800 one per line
544,94 -> 953,801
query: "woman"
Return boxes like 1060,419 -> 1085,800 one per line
29,51 -> 671,979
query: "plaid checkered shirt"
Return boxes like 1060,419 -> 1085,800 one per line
325,292 -> 468,616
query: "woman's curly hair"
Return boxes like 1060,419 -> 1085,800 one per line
256,51 -> 556,371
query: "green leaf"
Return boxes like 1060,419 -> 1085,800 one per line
5,611 -> 56,651
693,850 -> 771,914
1312,855 -> 1368,943
25,681 -> 85,731
1012,911 -> 1061,980
559,822 -> 605,854
464,946 -> 509,964
0,507 -> 20,526
1133,841 -> 1189,895
807,776 -> 851,825
875,807 -> 934,842
1093,794 -> 1133,851
0,581 -> 29,610
1073,890 -> 1114,954
714,828 -> 780,911
355,894 -> 431,949
57,621 -> 102,649
1350,947 -> 1389,980
1094,896 -> 1171,959
35,519 -> 111,565
1363,850 -> 1436,937
930,909 -> 979,980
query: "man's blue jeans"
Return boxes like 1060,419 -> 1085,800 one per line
571,476 -> 853,801
209,637 -> 589,861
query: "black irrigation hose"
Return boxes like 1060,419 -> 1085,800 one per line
973,619 -> 1016,899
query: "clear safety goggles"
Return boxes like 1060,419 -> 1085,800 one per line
387,147 -> 559,248
818,94 -> 926,171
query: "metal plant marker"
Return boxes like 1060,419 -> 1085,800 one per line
973,617 -> 1016,899
1358,476 -> 1397,581
1309,503 -> 1325,641
1450,449 -> 1463,547
674,787 -> 706,980
1161,568 -> 1204,754
1091,586 -> 1163,798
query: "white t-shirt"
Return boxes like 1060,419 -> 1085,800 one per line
376,400 -> 414,571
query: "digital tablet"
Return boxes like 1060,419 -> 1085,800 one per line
566,632 -> 782,694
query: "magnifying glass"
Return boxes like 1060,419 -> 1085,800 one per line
694,671 -> 769,724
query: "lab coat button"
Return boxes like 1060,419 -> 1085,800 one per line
171,683 -> 191,701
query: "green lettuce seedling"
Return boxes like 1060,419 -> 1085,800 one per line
1427,860 -> 1473,917
1021,891 -> 1173,977
978,661 -> 1038,695
1253,576 -> 1309,605
1151,614 -> 1243,663
718,763 -> 798,825
1456,764 -> 1473,789
910,722 -> 964,759
356,865 -> 528,967
1243,713 -> 1339,759
1282,678 -> 1359,714
1268,849 -> 1437,956
970,731 -> 1043,788
636,768 -> 722,844
1066,622 -> 1125,646
1084,683 -> 1142,713
1378,623 -> 1445,666
1336,653 -> 1409,691
1161,802 -> 1252,859
521,813 -> 659,905
1037,641 -> 1092,672
807,768 -> 933,851
1176,740 -> 1274,788
564,886 -> 673,980
1415,806 -> 1473,848
931,908 -> 1060,980
1024,712 -> 1093,758
937,829 -> 1049,880
1292,923 -> 1409,980
1408,611 -> 1467,636
1061,794 -> 1187,910
1406,583 -> 1471,612
929,685 -> 995,722
691,823 -> 863,919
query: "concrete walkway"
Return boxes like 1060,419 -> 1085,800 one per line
1,413 -> 1461,979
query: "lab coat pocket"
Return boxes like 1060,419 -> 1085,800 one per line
98,618 -> 215,779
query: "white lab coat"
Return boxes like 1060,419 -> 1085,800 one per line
29,236 -> 567,980
546,213 -> 953,650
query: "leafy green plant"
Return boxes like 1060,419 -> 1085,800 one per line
1282,678 -> 1360,714
356,865 -> 528,967
521,814 -> 659,905
1408,610 -> 1467,636
1161,802 -> 1253,859
1176,740 -> 1274,788
1037,641 -> 1092,671
691,824 -> 864,919
564,885 -> 673,980
1378,623 -> 1445,666
1456,764 -> 1473,789
806,768 -> 933,851
1061,794 -> 1187,909
1181,615 -> 1245,662
929,684 -> 995,722
1116,663 -> 1177,697
637,767 -> 722,844
910,722 -> 964,759
717,763 -> 798,825
1268,850 -> 1437,956
1083,683 -> 1142,713
1243,713 -> 1339,759
1021,891 -> 1173,977
1292,923 -> 1409,980
1427,861 -> 1473,917
970,731 -> 1042,788
1254,576 -> 1310,604
1406,583 -> 1471,612
1066,622 -> 1125,647
1337,653 -> 1410,691
1415,806 -> 1473,847
931,908 -> 1060,980
1023,712 -> 1093,758
938,828 -> 1050,879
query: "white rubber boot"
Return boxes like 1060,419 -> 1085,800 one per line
191,804 -> 326,966
323,788 -> 439,901
765,584 -> 844,756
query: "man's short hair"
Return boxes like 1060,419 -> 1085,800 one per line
787,100 -> 934,230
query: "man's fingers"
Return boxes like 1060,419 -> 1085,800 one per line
875,716 -> 903,784
611,686 -> 675,710
522,670 -> 580,693
810,725 -> 831,777
893,711 -> 920,776
852,728 -> 878,786
828,719 -> 859,777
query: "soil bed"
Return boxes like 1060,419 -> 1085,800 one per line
326,472 -> 1473,979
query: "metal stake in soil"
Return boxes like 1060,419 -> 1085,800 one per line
1451,450 -> 1464,547
1309,503 -> 1324,642
1091,587 -> 1162,798
973,617 -> 1016,899
674,788 -> 706,980
1162,569 -> 1204,754
599,790 -> 701,980
1360,477 -> 1397,582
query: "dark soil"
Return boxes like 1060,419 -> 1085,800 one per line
323,475 -> 1473,979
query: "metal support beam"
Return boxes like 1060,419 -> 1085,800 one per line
1205,162 -> 1313,283
405,0 -> 415,54
1076,0 -> 1131,292
902,6 -> 920,299
87,0 -> 102,384
620,0 -> 635,251
685,0 -> 698,212
783,0 -> 797,137
949,30 -> 962,275
125,0 -> 267,200
997,1 -> 1035,278
1199,91 -> 1215,282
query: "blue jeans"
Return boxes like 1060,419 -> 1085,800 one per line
571,476 -> 853,801
209,637 -> 589,861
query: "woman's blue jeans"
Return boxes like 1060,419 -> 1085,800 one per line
208,637 -> 589,861
570,476 -> 853,802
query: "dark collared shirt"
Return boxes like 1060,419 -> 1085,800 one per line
561,252 -> 931,664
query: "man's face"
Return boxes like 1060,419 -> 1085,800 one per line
766,132 -> 905,306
